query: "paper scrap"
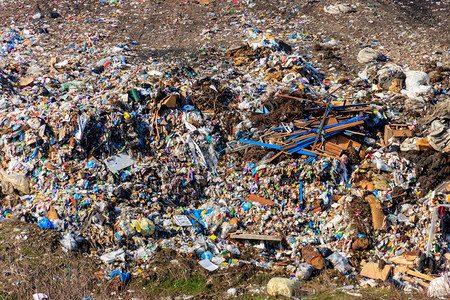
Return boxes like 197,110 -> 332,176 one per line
173,215 -> 192,227
199,259 -> 218,272
104,153 -> 136,173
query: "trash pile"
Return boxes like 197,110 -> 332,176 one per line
0,16 -> 450,298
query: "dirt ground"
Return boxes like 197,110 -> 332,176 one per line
0,0 -> 448,70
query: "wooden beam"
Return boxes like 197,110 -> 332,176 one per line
406,269 -> 435,281
305,148 -> 340,159
266,151 -> 286,164
229,233 -> 282,242
312,97 -> 333,150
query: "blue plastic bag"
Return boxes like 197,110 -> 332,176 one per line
38,218 -> 54,229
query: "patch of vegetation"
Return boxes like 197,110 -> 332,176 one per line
145,272 -> 206,297
249,272 -> 273,286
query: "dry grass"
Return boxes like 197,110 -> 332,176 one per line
0,219 -> 104,300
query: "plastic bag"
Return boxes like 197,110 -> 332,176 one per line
373,158 -> 392,172
328,252 -> 353,274
428,273 -> 450,298
324,3 -> 352,14
38,218 -> 54,229
131,218 -> 155,236
100,249 -> 125,263
119,219 -> 135,238
33,293 -> 48,300
405,71 -> 430,91
61,233 -> 78,250
221,221 -> 238,238
296,263 -> 314,280
0,170 -> 31,195
357,48 -> 383,64
402,71 -> 432,100
139,218 -> 156,236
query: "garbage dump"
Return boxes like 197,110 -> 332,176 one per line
0,0 -> 449,298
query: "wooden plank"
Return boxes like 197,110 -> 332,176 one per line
406,269 -> 435,281
323,142 -> 344,156
294,149 -> 318,157
266,151 -> 286,164
276,128 -> 314,139
402,275 -> 430,289
323,140 -> 345,149
305,105 -> 371,113
343,130 -> 366,136
283,133 -> 317,148
248,194 -> 275,206
391,192 -> 407,199
312,98 -> 333,150
229,233 -> 282,242
322,120 -> 365,134
283,135 -> 317,151
393,266 -> 409,275
403,250 -> 420,260
335,107 -> 372,112
305,148 -> 339,159
286,119 -> 364,145
389,256 -> 414,267
282,120 -> 363,151
285,129 -> 347,154
285,116 -> 358,139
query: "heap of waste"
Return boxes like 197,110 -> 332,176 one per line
1,22 -> 450,298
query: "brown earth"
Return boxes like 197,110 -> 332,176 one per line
0,0 -> 448,71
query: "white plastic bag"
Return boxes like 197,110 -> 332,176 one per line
61,233 -> 78,250
373,158 -> 392,172
428,273 -> 450,298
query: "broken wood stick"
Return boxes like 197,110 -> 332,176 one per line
406,269 -> 436,281
229,233 -> 282,242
